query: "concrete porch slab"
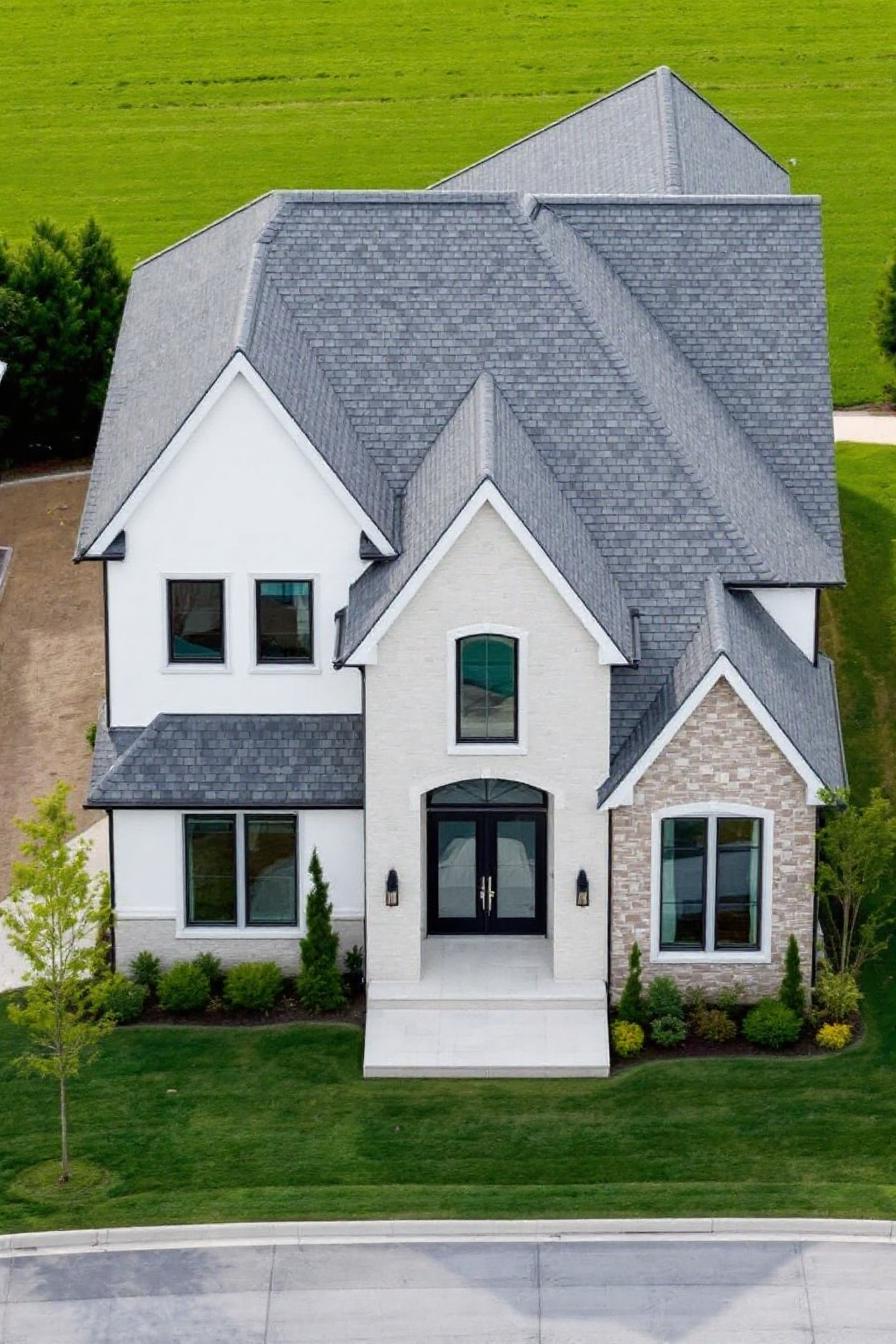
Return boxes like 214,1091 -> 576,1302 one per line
364,937 -> 609,1078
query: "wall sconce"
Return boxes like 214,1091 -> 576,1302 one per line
385,869 -> 399,907
576,869 -> 590,907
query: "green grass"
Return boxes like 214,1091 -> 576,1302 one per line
0,448 -> 893,1234
821,444 -> 896,801
1,0 -> 894,404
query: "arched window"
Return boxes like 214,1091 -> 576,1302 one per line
456,634 -> 518,743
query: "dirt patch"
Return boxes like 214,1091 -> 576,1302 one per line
0,475 -> 104,895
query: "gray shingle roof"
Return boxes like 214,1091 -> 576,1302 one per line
432,67 -> 789,197
598,577 -> 846,804
338,371 -> 634,662
79,68 -> 844,801
88,713 -> 364,808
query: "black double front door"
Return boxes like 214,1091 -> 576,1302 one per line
427,810 -> 547,934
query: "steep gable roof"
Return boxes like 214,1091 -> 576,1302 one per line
337,371 -> 634,663
432,67 -> 789,197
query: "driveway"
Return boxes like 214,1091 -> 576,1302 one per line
1,1226 -> 894,1343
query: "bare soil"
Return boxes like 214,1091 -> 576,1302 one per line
0,474 -> 104,895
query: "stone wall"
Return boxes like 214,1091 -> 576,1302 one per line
609,679 -> 816,1002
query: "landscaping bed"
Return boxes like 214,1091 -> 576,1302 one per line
132,991 -> 365,1029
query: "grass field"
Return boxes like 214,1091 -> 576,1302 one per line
1,0 -> 894,405
0,447 -> 893,1232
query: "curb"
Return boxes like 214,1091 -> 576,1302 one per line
2,1217 -> 895,1256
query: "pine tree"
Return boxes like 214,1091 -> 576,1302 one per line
73,218 -> 128,426
297,849 -> 347,1013
779,934 -> 806,1017
617,941 -> 645,1024
876,248 -> 896,390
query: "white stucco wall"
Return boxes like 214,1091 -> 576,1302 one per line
106,371 -> 366,724
113,806 -> 364,930
363,501 -> 610,983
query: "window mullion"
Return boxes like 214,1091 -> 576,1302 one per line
706,816 -> 718,951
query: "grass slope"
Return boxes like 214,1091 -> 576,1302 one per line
0,448 -> 893,1233
1,0 -> 894,404
821,444 -> 896,801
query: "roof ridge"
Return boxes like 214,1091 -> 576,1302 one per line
654,66 -> 683,194
704,573 -> 730,652
473,370 -> 497,476
521,201 -> 841,583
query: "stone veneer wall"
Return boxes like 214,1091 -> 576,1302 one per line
609,679 -> 816,1002
114,918 -> 365,976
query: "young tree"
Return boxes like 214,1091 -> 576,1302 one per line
816,788 -> 896,974
779,934 -> 805,1016
617,941 -> 645,1024
1,783 -> 113,1183
297,848 -> 346,1013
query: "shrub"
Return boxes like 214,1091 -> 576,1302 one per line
611,1020 -> 644,1058
815,967 -> 862,1022
650,1014 -> 687,1047
816,1021 -> 853,1051
716,982 -> 745,1014
683,985 -> 707,1018
779,934 -> 806,1017
223,962 -> 282,1013
645,976 -> 684,1022
344,944 -> 364,997
92,973 -> 147,1024
85,722 -> 97,749
694,1007 -> 737,1043
158,962 -> 211,1013
617,942 -> 645,1024
743,998 -> 802,1049
297,849 -> 347,1013
130,950 -> 161,994
192,951 -> 224,995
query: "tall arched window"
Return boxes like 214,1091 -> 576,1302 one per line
456,633 -> 518,743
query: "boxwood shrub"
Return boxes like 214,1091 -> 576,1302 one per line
129,950 -> 161,995
743,998 -> 802,1048
223,961 -> 283,1013
650,1014 -> 687,1047
645,976 -> 684,1022
158,961 -> 211,1013
93,973 -> 147,1024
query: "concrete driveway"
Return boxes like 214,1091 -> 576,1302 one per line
2,1226 -> 895,1343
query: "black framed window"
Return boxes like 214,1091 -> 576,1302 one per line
660,814 -> 763,952
185,815 -> 237,925
456,634 -> 518,742
245,815 -> 297,926
168,579 -> 225,664
255,580 -> 313,664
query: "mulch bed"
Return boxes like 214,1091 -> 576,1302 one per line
612,1017 -> 863,1070
128,991 -> 366,1029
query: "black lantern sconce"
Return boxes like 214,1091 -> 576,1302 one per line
576,869 -> 590,907
385,868 -> 400,907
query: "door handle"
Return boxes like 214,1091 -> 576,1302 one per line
486,875 -> 495,915
478,877 -> 486,912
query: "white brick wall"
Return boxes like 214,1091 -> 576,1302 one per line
363,501 -> 611,983
115,918 -> 364,975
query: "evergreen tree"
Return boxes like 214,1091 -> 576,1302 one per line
73,218 -> 128,425
876,248 -> 896,389
297,849 -> 347,1013
617,941 -> 645,1024
779,934 -> 806,1017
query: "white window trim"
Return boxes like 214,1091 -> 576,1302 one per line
650,801 -> 774,964
161,572 -> 232,676
446,624 -> 528,756
176,809 -> 302,939
248,572 -> 321,675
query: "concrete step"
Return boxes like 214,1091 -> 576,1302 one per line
363,1004 -> 610,1079
367,979 -> 607,1013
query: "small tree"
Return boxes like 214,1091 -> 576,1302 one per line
875,246 -> 896,392
617,941 -> 645,1023
297,849 -> 346,1013
816,788 -> 896,974
1,783 -> 113,1183
779,934 -> 805,1016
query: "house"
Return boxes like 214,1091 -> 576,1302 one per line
79,68 -> 845,1077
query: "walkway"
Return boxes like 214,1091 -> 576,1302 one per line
833,410 -> 896,444
1,1222 -> 894,1342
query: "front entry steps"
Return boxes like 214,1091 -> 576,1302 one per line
363,937 -> 610,1078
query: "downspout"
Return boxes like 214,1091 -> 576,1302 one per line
606,810 -> 613,1002
106,809 -> 117,972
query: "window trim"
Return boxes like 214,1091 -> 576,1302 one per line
162,573 -> 230,674
244,813 -> 299,927
253,577 -> 315,668
180,810 -> 301,937
447,625 -> 528,756
183,813 -> 238,927
650,802 -> 773,964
